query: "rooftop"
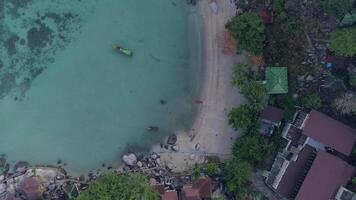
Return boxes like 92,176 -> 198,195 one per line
266,67 -> 288,94
276,145 -> 317,199
296,151 -> 354,200
260,105 -> 284,124
303,110 -> 356,156
182,178 -> 212,200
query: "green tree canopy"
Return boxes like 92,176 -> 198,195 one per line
241,80 -> 268,112
226,13 -> 265,54
329,28 -> 356,57
224,159 -> 252,199
233,135 -> 271,166
76,173 -> 158,200
325,0 -> 354,19
228,104 -> 254,130
301,93 -> 321,110
232,62 -> 248,86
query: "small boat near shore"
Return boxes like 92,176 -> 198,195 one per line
113,45 -> 133,57
146,126 -> 159,132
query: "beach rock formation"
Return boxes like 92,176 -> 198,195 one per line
172,144 -> 180,152
122,153 -> 137,166
167,134 -> 177,145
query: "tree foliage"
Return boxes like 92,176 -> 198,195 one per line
334,93 -> 356,115
224,159 -> 252,199
349,74 -> 356,87
232,62 -> 248,86
301,93 -> 321,109
228,104 -> 254,130
226,13 -> 265,54
329,28 -> 356,57
205,162 -> 219,177
272,0 -> 299,34
233,135 -> 271,166
325,0 -> 354,19
76,173 -> 158,200
241,80 -> 268,112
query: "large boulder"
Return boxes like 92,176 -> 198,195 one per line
14,161 -> 29,173
122,153 -> 137,166
172,145 -> 180,152
167,134 -> 177,145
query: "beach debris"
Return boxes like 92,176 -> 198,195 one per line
167,134 -> 177,145
14,161 -> 29,172
122,153 -> 137,166
209,1 -> 218,14
189,154 -> 196,160
195,143 -> 201,151
147,126 -> 159,132
172,144 -> 180,152
194,99 -> 204,104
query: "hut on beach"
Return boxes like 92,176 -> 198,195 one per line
266,67 -> 288,94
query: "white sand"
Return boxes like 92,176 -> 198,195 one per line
152,0 -> 246,171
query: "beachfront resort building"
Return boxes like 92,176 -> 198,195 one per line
265,110 -> 356,200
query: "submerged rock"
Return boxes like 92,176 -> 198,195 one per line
167,134 -> 177,145
122,153 -> 137,166
14,161 -> 29,172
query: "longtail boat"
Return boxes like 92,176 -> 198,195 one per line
113,45 -> 133,57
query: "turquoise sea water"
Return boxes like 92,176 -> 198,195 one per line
0,0 -> 201,174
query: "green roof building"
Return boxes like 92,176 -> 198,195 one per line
266,67 -> 288,94
341,11 -> 356,26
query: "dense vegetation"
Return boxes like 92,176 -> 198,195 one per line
324,0 -> 354,19
226,13 -> 265,54
76,173 -> 158,200
329,28 -> 356,57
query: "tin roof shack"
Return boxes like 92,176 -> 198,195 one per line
259,106 -> 284,136
266,67 -> 288,94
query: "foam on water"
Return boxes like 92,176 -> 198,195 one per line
0,0 -> 201,174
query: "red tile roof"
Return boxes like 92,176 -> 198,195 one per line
182,178 -> 212,200
276,145 -> 316,198
296,151 -> 354,200
303,110 -> 356,156
161,191 -> 178,200
260,106 -> 284,124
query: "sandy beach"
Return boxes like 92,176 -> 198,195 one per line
152,0 -> 246,171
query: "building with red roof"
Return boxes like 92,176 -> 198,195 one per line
152,178 -> 212,200
296,151 -> 354,200
259,106 -> 284,136
302,110 -> 356,156
266,110 -> 356,200
182,178 -> 212,200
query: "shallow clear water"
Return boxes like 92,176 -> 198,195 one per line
0,0 -> 201,174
